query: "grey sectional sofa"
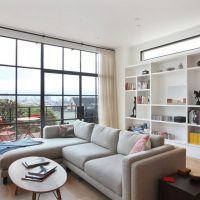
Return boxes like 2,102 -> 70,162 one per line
0,120 -> 186,200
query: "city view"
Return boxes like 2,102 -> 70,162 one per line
0,37 -> 98,141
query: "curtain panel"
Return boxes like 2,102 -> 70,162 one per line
98,49 -> 118,128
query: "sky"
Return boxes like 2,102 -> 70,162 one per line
0,37 -> 97,96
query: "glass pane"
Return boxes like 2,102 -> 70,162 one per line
64,74 -> 79,95
17,120 -> 41,139
142,36 -> 200,60
0,96 -> 16,123
44,45 -> 62,70
82,76 -> 96,95
18,68 -> 40,94
45,121 -> 59,126
64,48 -> 80,71
64,106 -> 76,119
82,51 -> 96,73
45,73 -> 62,94
0,37 -> 16,65
83,96 -> 98,123
18,40 -> 41,68
0,66 -> 15,94
45,106 -> 61,121
18,96 -> 40,106
64,119 -> 76,124
45,96 -> 62,106
64,96 -> 79,119
17,101 -> 40,139
17,96 -> 40,117
0,123 -> 16,141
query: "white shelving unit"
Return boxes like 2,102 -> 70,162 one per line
124,50 -> 200,158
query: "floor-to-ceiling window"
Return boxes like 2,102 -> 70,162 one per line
0,36 -> 98,141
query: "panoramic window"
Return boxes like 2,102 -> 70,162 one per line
0,36 -> 98,141
141,35 -> 200,61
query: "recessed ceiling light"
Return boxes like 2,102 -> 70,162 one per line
134,17 -> 141,28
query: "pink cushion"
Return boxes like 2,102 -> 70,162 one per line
129,135 -> 151,154
59,124 -> 74,138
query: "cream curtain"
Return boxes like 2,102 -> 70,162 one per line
98,49 -> 118,128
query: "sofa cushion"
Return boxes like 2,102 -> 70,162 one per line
117,131 -> 147,155
150,135 -> 164,148
0,138 -> 87,170
62,143 -> 113,169
129,135 -> 151,154
91,124 -> 120,153
73,120 -> 95,141
85,154 -> 124,196
59,124 -> 75,138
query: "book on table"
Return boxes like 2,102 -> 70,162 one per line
22,157 -> 50,168
21,164 -> 57,182
28,164 -> 57,176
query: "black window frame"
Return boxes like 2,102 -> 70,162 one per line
0,35 -> 99,139
141,34 -> 200,61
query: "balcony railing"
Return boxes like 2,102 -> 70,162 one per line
0,105 -> 98,141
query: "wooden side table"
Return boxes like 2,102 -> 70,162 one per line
159,173 -> 200,200
8,157 -> 67,200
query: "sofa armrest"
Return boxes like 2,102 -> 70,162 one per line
130,147 -> 186,200
122,144 -> 178,200
43,125 -> 60,139
122,146 -> 186,200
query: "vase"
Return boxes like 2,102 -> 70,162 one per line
196,100 -> 200,105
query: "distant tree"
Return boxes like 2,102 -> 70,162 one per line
0,99 -> 16,123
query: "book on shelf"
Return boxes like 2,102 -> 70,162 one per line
28,164 -> 57,176
188,132 -> 200,145
22,157 -> 50,168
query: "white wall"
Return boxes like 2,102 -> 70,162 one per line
116,25 -> 200,130
115,47 -> 132,129
130,25 -> 200,64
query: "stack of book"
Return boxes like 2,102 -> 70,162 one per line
22,164 -> 57,182
188,132 -> 200,145
22,157 -> 50,168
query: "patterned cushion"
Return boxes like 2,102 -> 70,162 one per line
59,124 -> 75,138
129,135 -> 151,154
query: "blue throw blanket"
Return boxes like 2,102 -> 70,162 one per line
0,139 -> 43,155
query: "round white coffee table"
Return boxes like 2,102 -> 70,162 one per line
8,157 -> 67,200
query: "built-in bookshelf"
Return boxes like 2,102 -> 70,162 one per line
125,50 -> 200,158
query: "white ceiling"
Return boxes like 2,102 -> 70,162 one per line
0,0 -> 200,48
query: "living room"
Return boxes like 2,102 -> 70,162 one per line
0,0 -> 200,200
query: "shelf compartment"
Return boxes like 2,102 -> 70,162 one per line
165,139 -> 187,145
125,117 -> 150,121
152,104 -> 186,107
151,69 -> 186,104
188,124 -> 200,127
187,53 -> 200,68
187,69 -> 200,105
151,56 -> 186,74
187,66 -> 200,71
151,120 -> 186,126
125,64 -> 150,77
188,105 -> 200,108
125,117 -> 150,132
152,121 -> 187,142
188,126 -> 200,146
137,89 -> 150,92
151,68 -> 186,76
125,90 -> 136,92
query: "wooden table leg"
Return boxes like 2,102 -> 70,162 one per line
32,192 -> 36,200
56,188 -> 62,200
15,186 -> 18,195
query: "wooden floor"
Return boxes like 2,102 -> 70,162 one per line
0,157 -> 199,200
